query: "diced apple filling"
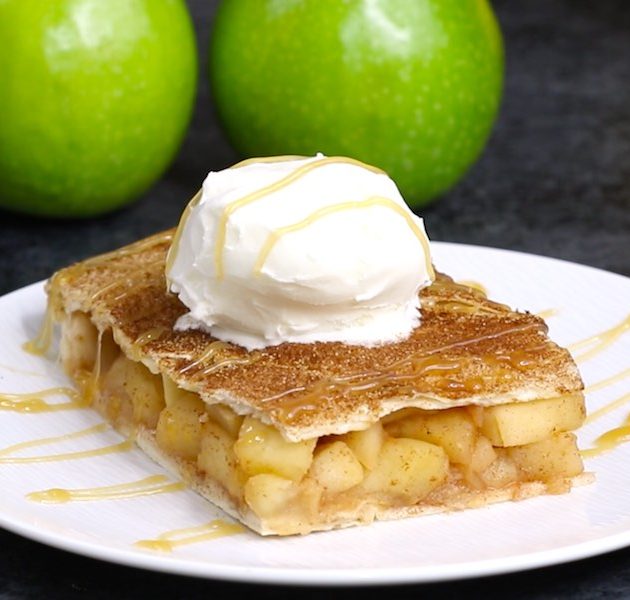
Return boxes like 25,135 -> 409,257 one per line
309,441 -> 364,494
360,438 -> 449,502
480,394 -> 585,447
64,317 -> 588,528
384,407 -> 476,464
61,312 -> 99,377
234,416 -> 316,481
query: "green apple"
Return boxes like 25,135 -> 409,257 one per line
209,0 -> 503,208
0,0 -> 197,218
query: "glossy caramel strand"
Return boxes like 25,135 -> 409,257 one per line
0,387 -> 87,413
212,156 -> 386,280
27,475 -> 185,504
135,519 -> 245,552
581,405 -> 630,459
581,367 -> 630,458
570,312 -> 630,363
252,196 -> 434,279
0,422 -> 134,464
263,320 -> 547,422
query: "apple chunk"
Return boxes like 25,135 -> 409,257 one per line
156,404 -> 205,462
361,438 -> 448,502
480,452 -> 519,488
198,420 -> 245,499
339,422 -> 385,470
122,360 -> 164,428
102,354 -> 164,429
384,407 -> 476,465
205,403 -> 244,437
308,441 -> 364,494
234,416 -> 316,481
61,312 -> 99,376
244,474 -> 297,518
508,432 -> 584,481
481,394 -> 586,447
162,375 -> 204,411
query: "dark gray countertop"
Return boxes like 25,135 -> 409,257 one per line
1,0 -> 629,597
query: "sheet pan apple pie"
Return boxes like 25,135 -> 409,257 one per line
44,155 -> 592,536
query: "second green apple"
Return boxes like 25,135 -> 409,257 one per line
209,0 -> 504,208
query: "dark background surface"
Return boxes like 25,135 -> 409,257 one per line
1,0 -> 630,598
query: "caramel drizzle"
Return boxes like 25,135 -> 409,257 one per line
585,366 -> 630,396
230,154 -> 307,169
0,423 -> 131,464
176,340 -> 259,378
177,341 -> 232,375
422,297 -> 503,316
581,366 -> 630,457
0,363 -> 47,378
0,387 -> 86,413
164,189 -> 203,278
27,475 -> 185,504
197,355 -> 258,377
457,280 -> 488,295
424,278 -> 507,315
22,300 -> 56,357
135,519 -> 245,552
253,196 -> 434,280
23,231 -> 173,358
213,156 -> 386,280
262,320 -> 546,420
572,314 -> 630,457
89,258 -> 164,304
581,410 -> 630,459
585,391 -> 630,426
569,312 -> 630,363
83,329 -> 106,404
132,326 -> 169,349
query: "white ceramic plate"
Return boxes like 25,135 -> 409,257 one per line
1,242 -> 629,586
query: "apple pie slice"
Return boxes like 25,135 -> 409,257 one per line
46,230 -> 592,536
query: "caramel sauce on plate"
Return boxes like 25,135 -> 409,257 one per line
0,423 -> 131,464
135,519 -> 245,552
0,387 -> 86,413
568,317 -> 630,458
585,366 -> 630,396
0,363 -> 48,378
581,402 -> 630,459
28,475 -> 184,504
581,425 -> 630,459
570,313 -> 630,363
581,366 -> 630,457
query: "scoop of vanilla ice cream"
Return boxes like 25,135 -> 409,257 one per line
165,154 -> 434,350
